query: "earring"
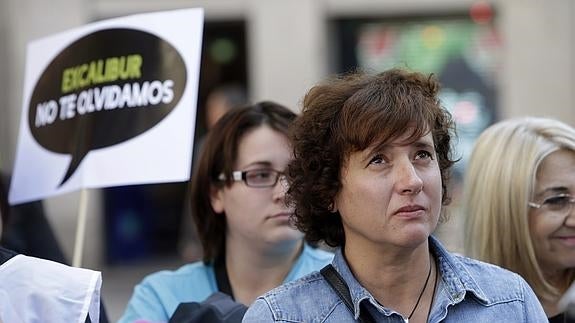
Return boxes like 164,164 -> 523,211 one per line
328,202 -> 337,213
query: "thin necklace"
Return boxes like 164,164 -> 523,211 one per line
426,259 -> 438,322
405,254 -> 432,323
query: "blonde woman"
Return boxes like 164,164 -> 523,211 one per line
464,117 -> 575,322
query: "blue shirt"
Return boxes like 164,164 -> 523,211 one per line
119,244 -> 333,323
243,236 -> 547,322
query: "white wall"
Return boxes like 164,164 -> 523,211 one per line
499,0 -> 574,122
248,0 -> 327,109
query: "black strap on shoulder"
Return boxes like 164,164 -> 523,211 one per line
214,254 -> 234,299
320,264 -> 376,323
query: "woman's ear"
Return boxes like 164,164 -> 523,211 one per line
210,184 -> 225,214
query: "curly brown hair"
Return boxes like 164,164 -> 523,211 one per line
287,68 -> 456,247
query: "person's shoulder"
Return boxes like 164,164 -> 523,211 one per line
448,253 -> 548,320
265,270 -> 326,297
451,253 -> 531,299
140,260 -> 213,287
122,261 -> 216,322
453,253 -> 519,278
251,271 -> 340,321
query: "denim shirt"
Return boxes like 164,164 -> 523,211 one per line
243,236 -> 547,322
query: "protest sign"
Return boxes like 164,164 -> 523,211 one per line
9,8 -> 204,205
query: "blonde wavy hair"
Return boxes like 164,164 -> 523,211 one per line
464,117 -> 575,302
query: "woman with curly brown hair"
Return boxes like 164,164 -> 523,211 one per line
243,69 -> 546,322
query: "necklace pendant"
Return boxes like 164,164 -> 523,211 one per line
404,319 -> 409,323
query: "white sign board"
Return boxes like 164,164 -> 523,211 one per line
9,8 -> 204,204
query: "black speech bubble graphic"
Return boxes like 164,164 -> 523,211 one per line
28,28 -> 187,187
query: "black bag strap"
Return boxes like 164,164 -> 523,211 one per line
320,264 -> 376,323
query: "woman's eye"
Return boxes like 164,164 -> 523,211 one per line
415,150 -> 433,160
369,154 -> 384,165
544,195 -> 571,207
250,170 -> 272,179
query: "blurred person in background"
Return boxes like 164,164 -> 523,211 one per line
120,101 -> 333,322
243,68 -> 546,322
464,117 -> 575,322
204,84 -> 248,130
195,83 -> 248,161
0,172 -> 102,322
0,173 -> 68,265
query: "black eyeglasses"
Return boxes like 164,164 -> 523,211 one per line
219,169 -> 286,188
528,193 -> 575,219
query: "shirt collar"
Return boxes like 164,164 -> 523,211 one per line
429,236 -> 489,304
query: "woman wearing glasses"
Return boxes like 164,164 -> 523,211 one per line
120,101 -> 333,322
464,117 -> 575,322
